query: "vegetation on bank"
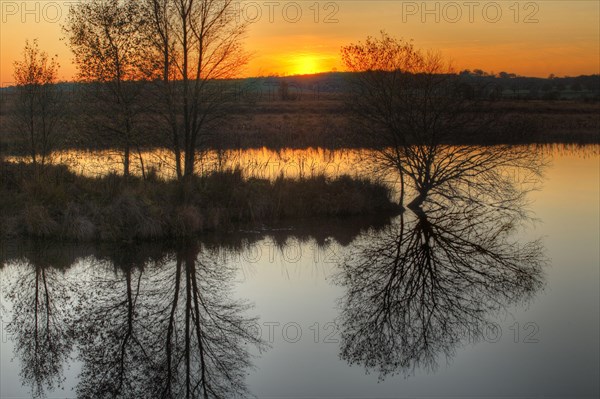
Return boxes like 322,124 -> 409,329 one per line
0,162 -> 397,242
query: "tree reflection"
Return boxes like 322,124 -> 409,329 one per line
3,242 -> 76,398
401,144 -> 546,210
336,198 -> 546,378
75,245 -> 158,398
2,214 -> 391,398
75,241 -> 266,398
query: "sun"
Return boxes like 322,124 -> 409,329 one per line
291,55 -> 320,76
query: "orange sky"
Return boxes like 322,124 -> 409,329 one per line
1,0 -> 599,85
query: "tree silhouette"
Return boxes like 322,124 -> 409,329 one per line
74,247 -> 158,398
1,241 -> 266,398
65,0 -> 152,178
340,33 -> 543,208
143,0 -> 249,181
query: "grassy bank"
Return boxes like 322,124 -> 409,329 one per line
0,162 -> 397,242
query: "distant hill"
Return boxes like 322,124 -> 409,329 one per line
2,72 -> 598,101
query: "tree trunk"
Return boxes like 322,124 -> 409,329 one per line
407,189 -> 428,210
398,167 -> 406,211
174,145 -> 182,180
123,146 -> 130,178
184,149 -> 195,178
136,146 -> 146,180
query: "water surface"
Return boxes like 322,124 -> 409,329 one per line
1,145 -> 598,398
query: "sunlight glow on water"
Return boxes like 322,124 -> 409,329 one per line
8,144 -> 597,182
9,147 -> 374,180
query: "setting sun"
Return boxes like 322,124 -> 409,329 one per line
291,54 -> 320,75
254,51 -> 340,77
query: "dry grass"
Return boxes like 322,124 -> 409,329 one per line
0,162 -> 398,242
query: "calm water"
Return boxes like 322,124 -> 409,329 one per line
1,145 -> 598,398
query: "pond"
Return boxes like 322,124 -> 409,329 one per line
1,145 -> 598,398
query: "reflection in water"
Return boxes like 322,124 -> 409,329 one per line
3,243 -> 77,398
1,242 -> 267,399
335,190 -> 546,378
3,145 -> 581,395
0,217 -> 384,398
8,147 -> 373,181
76,242 -> 267,399
74,246 -> 165,398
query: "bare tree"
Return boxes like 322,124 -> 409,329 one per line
341,33 -> 425,206
143,0 -> 249,182
65,0 -> 152,178
341,32 -> 543,208
12,39 -> 63,169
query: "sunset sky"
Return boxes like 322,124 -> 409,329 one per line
1,0 -> 599,85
